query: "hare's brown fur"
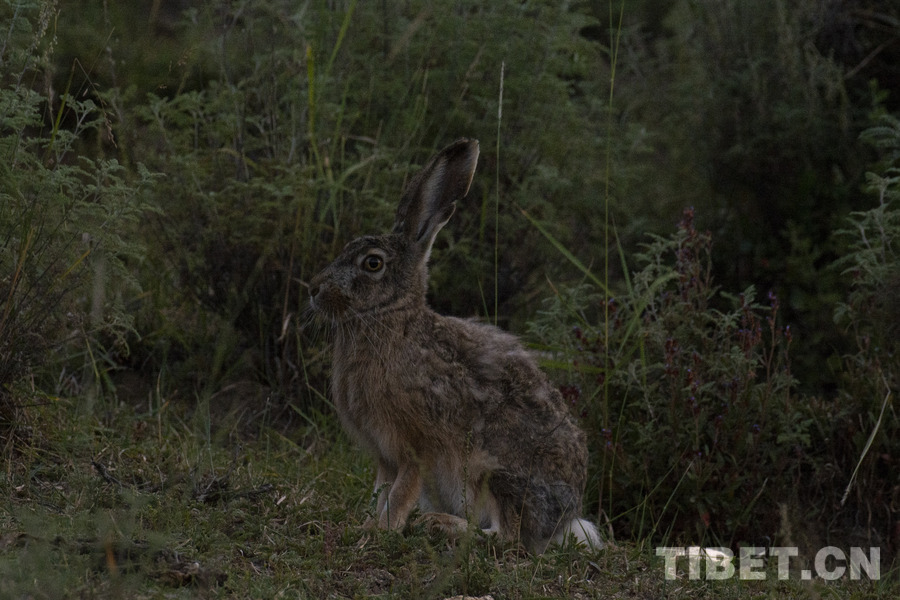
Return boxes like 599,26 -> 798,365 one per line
309,139 -> 600,552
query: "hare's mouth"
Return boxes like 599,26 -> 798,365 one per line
309,287 -> 349,321
309,297 -> 339,318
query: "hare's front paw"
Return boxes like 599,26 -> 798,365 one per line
415,512 -> 469,540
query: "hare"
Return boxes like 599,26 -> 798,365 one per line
308,139 -> 601,553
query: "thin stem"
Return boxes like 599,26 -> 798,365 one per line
494,61 -> 504,326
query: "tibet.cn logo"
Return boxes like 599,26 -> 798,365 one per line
655,546 -> 880,581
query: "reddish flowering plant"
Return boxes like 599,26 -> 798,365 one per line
532,208 -> 799,545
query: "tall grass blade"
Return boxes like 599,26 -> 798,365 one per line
494,61 -> 504,325
840,375 -> 892,507
325,0 -> 358,77
519,206 -> 612,297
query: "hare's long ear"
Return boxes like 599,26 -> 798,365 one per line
393,139 -> 479,258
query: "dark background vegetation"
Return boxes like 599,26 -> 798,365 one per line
2,0 -> 899,591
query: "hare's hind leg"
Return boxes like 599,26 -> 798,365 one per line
474,486 -> 502,535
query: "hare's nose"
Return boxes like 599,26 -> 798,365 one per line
309,284 -> 320,298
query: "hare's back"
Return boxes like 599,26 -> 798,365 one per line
436,315 -> 586,459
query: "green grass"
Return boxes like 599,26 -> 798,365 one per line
2,397 -> 894,599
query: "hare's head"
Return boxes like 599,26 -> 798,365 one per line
309,139 -> 479,323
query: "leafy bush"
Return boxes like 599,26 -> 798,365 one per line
44,0 -> 898,406
823,113 -> 900,550
76,0 -> 622,407
0,4 -> 154,422
531,209 -> 804,545
594,0 -> 882,391
528,112 -> 900,550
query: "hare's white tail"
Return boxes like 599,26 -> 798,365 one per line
557,517 -> 603,551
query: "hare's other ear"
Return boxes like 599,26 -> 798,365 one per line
392,139 -> 479,256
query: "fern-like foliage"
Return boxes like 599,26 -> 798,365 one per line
1,5 -> 156,417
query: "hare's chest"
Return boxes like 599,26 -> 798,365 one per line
331,358 -> 414,458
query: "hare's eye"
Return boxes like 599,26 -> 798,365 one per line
362,254 -> 384,273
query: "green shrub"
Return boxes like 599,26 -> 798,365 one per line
526,111 -> 900,549
79,0 -> 620,407
594,0 -> 876,392
119,2 -> 394,404
0,3 -> 154,421
530,209 -> 804,545
822,113 -> 900,547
